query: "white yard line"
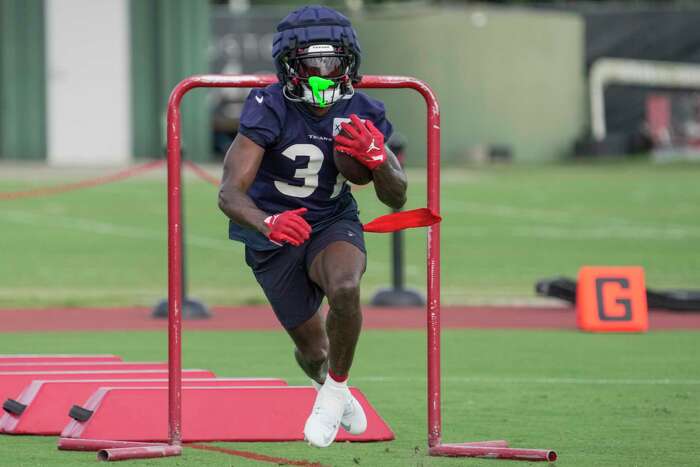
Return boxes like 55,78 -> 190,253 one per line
351,376 -> 700,385
511,224 -> 700,240
0,210 -> 232,251
448,201 -> 576,223
442,201 -> 700,240
440,223 -> 700,240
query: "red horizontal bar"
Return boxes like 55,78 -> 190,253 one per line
429,444 -> 557,462
57,437 -> 166,451
98,445 -> 182,461
456,440 -> 509,448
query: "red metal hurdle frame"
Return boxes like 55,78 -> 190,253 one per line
166,74 -> 443,460
61,75 -> 554,461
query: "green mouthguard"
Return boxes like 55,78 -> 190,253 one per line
308,76 -> 335,108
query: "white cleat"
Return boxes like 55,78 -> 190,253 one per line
304,381 -> 346,448
340,393 -> 367,435
311,380 -> 367,435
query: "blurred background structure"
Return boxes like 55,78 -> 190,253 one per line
3,0 -> 700,166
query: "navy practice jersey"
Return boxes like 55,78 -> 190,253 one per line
229,83 -> 393,250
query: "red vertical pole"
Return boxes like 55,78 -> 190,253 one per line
166,83 -> 186,446
165,75 -> 276,447
422,84 -> 441,448
360,77 -> 440,446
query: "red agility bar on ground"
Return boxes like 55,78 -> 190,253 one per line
61,386 -> 393,443
0,378 -> 285,435
430,442 -> 557,462
57,439 -> 183,461
0,355 -> 123,363
0,369 -> 215,404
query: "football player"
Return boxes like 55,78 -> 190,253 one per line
218,5 -> 407,448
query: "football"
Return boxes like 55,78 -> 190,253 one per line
333,130 -> 373,185
334,148 -> 372,185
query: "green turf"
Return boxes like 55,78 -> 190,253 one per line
0,328 -> 698,466
1,161 -> 699,308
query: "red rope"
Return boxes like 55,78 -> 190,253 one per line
183,160 -> 219,186
0,159 -> 166,201
1,157 -> 439,233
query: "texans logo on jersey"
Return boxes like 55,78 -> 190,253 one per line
332,117 -> 365,137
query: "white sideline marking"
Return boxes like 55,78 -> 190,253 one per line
443,201 -> 700,240
512,225 -> 700,241
440,224 -> 700,240
352,376 -> 700,386
0,210 -> 232,251
449,201 -> 575,223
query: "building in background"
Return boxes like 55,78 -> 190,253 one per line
0,0 -> 210,166
2,0 -> 699,165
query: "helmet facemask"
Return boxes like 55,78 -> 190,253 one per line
282,44 -> 355,108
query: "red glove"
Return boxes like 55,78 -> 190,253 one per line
263,208 -> 311,247
334,114 -> 387,170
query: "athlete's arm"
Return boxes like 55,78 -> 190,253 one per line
372,145 -> 407,210
218,134 -> 311,246
218,133 -> 271,235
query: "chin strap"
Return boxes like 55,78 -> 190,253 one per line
362,208 -> 441,233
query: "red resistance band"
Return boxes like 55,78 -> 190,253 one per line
362,208 -> 441,233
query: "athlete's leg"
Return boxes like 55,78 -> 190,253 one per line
303,240 -> 367,446
302,219 -> 367,447
244,245 -> 328,385
308,241 -> 365,378
287,309 -> 329,385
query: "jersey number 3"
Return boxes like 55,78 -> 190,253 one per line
274,144 -> 345,198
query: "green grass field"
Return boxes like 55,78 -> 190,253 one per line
0,329 -> 698,466
1,161 -> 699,465
1,161 -> 699,308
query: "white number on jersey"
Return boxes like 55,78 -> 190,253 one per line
274,144 -> 324,198
274,143 -> 347,199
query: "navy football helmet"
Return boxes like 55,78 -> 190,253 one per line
272,5 -> 361,108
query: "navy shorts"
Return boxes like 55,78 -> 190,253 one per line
245,218 -> 366,330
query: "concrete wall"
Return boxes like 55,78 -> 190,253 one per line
45,0 -> 131,166
353,6 -> 586,163
2,3 -> 584,165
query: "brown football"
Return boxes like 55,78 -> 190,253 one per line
333,131 -> 373,185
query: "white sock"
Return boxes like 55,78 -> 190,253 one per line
325,373 -> 348,390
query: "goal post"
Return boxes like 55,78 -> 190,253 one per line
165,74 -> 442,448
590,58 -> 700,141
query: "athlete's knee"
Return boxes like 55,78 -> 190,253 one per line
296,343 -> 328,366
327,278 -> 361,312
